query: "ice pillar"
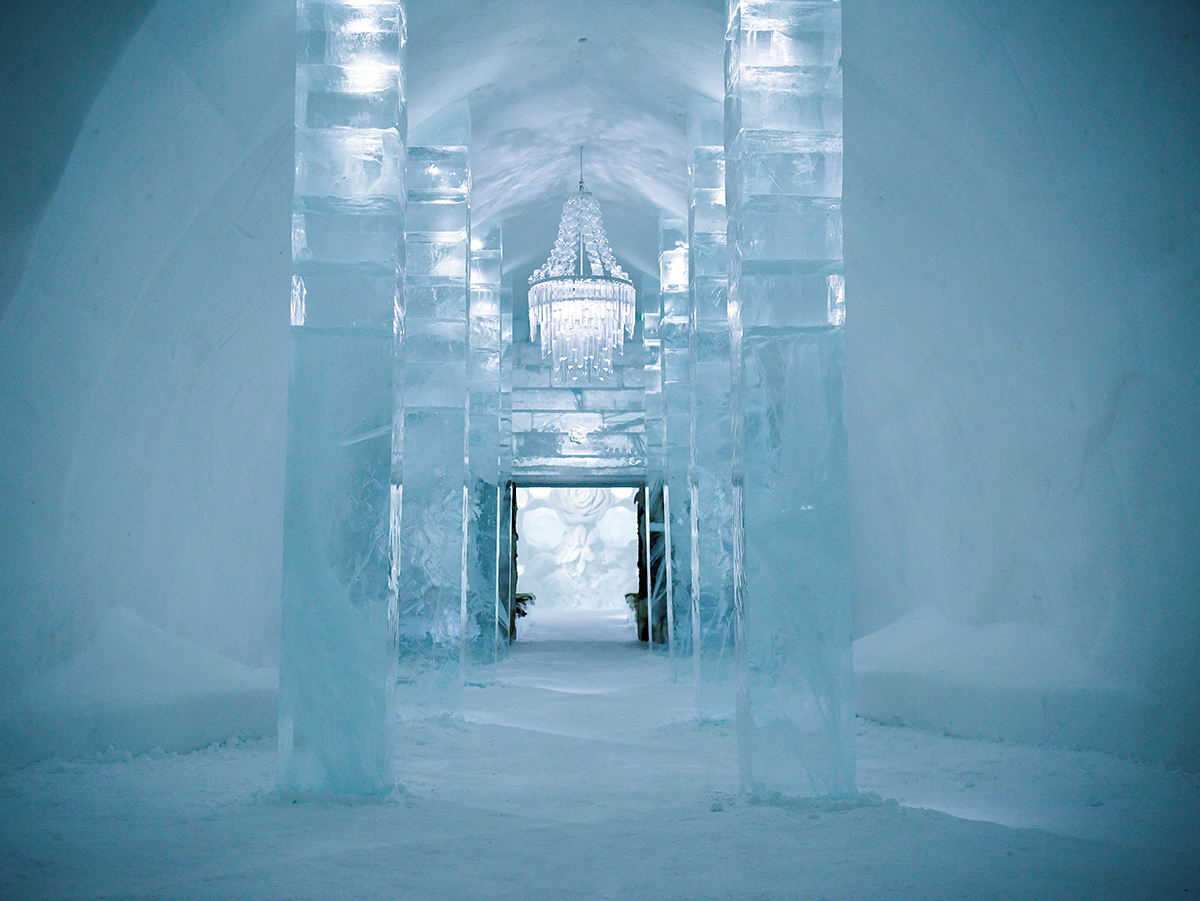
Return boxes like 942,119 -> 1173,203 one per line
279,0 -> 406,794
397,102 -> 471,710
726,0 -> 853,796
496,276 -> 515,651
643,244 -> 669,647
688,98 -> 737,713
466,220 -> 503,666
659,215 -> 691,649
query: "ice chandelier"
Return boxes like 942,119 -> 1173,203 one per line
528,150 -> 636,384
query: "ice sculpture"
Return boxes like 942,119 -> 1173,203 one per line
514,487 -> 639,612
688,98 -> 737,714
726,0 -> 854,796
397,102 -> 473,711
279,0 -> 406,794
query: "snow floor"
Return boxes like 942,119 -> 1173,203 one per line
3,608 -> 1197,900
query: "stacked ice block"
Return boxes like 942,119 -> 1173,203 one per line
397,102 -> 471,709
688,98 -> 738,711
279,0 -> 406,794
725,0 -> 854,796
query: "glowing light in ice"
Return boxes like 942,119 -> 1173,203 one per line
341,63 -> 397,95
660,244 -> 688,290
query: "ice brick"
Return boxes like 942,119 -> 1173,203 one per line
279,327 -> 397,794
295,128 -> 402,200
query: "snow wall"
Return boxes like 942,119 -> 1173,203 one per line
0,0 -> 1197,770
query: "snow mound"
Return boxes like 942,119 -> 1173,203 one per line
1,606 -> 277,767
853,607 -> 1188,768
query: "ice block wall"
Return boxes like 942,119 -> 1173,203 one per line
279,0 -> 406,794
510,320 -> 646,483
466,220 -> 503,664
688,98 -> 737,710
397,102 -> 471,709
726,0 -> 853,796
659,215 -> 690,649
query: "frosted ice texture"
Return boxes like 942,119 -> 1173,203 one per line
279,0 -> 405,794
397,102 -> 473,709
689,98 -> 737,711
726,0 -> 854,797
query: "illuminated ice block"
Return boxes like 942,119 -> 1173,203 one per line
726,0 -> 854,797
279,0 -> 405,795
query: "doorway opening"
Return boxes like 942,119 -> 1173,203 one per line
512,485 -> 641,642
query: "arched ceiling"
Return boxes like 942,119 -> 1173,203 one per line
0,0 -> 724,312
0,0 -> 157,316
407,0 -> 725,278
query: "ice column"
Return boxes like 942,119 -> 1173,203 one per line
466,220 -> 503,666
688,98 -> 737,712
643,254 -> 668,645
496,277 -> 515,651
660,214 -> 691,649
726,0 -> 853,796
280,0 -> 405,794
397,102 -> 471,709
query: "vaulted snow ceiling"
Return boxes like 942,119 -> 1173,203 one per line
407,0 -> 726,279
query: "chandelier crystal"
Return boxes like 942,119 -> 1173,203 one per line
529,154 -> 635,384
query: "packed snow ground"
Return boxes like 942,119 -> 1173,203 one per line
3,609 -> 1197,900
